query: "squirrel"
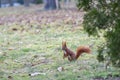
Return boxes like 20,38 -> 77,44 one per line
62,41 -> 91,61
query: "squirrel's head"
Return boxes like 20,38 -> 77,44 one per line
62,41 -> 67,50
62,41 -> 68,59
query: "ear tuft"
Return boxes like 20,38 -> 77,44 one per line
62,41 -> 66,45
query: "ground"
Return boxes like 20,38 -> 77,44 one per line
0,5 -> 120,80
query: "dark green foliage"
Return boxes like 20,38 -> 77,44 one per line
17,0 -> 24,4
97,43 -> 106,62
77,0 -> 92,11
77,0 -> 120,67
35,0 -> 43,4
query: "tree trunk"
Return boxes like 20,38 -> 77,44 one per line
9,0 -> 14,6
55,0 -> 60,9
44,0 -> 58,10
24,0 -> 30,7
0,0 -> 1,8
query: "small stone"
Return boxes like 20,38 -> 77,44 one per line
57,67 -> 64,72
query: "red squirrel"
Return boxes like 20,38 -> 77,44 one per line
62,41 -> 91,61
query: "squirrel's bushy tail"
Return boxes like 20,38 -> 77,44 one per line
75,46 -> 91,59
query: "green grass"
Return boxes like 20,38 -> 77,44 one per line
0,5 -> 119,80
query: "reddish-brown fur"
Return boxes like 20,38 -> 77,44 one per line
62,41 -> 91,61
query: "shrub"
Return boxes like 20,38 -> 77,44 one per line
77,0 -> 120,67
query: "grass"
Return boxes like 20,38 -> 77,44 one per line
0,5 -> 120,80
